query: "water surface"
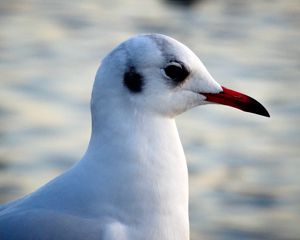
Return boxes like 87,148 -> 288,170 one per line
1,0 -> 299,239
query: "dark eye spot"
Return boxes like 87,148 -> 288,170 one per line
123,66 -> 144,93
163,62 -> 189,84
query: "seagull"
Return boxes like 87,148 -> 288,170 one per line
0,34 -> 269,240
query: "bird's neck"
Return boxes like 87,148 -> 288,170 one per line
77,107 -> 189,238
83,108 -> 189,194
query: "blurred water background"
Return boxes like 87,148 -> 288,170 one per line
0,0 -> 299,239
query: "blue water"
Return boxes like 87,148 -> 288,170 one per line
1,0 -> 299,239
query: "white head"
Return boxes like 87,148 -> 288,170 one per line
91,34 -> 269,123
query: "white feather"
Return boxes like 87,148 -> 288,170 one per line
0,34 -> 222,240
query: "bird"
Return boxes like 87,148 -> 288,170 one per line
0,34 -> 269,240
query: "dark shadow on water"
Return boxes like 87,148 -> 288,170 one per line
217,189 -> 278,209
0,161 -> 8,171
164,0 -> 204,7
0,156 -> 9,172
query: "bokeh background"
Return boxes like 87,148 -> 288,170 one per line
1,0 -> 299,239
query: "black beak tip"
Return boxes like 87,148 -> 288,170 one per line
246,98 -> 270,118
258,107 -> 270,118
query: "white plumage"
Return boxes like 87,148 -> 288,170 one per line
0,34 -> 269,240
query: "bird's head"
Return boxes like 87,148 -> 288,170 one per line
92,34 -> 269,118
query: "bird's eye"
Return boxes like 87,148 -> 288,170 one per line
163,62 -> 189,84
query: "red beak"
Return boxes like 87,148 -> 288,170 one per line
202,86 -> 270,117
